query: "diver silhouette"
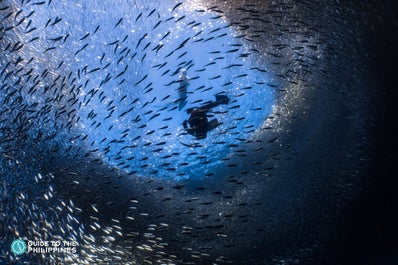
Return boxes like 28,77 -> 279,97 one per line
178,69 -> 189,110
183,94 -> 230,139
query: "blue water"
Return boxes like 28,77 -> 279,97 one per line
24,1 -> 276,180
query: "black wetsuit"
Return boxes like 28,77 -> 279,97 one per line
183,94 -> 229,139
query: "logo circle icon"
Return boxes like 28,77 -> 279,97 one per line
11,239 -> 27,255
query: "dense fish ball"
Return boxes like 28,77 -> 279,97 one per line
1,0 -> 395,264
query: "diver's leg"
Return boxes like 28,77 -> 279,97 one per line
215,94 -> 229,104
179,98 -> 187,110
201,94 -> 230,110
208,118 -> 221,131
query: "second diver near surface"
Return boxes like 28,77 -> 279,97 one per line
178,69 -> 189,110
183,94 -> 230,139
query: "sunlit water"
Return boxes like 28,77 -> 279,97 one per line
20,1 -> 276,179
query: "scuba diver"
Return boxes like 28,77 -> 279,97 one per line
183,94 -> 230,139
178,69 -> 189,110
